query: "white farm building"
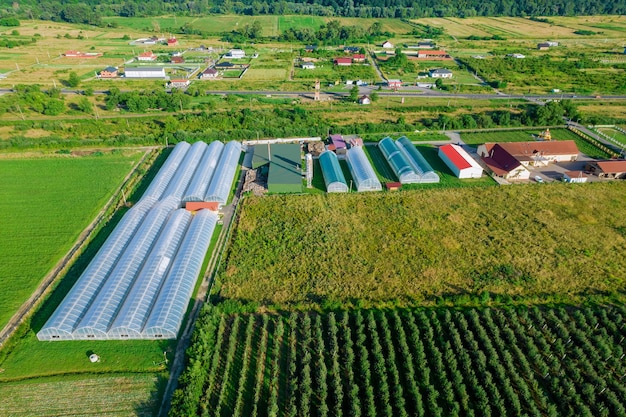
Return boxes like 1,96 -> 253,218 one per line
438,144 -> 483,179
125,67 -> 166,79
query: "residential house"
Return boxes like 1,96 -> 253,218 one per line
200,67 -> 218,79
137,51 -> 157,61
215,61 -> 234,68
480,143 -> 531,180
476,141 -> 579,167
98,66 -> 118,78
537,42 -> 551,50
167,37 -> 178,46
226,49 -> 246,59
547,41 -> 559,47
305,45 -> 318,52
64,50 -> 82,57
302,62 -> 315,69
334,57 -> 352,66
330,134 -> 348,158
352,54 -> 366,62
417,50 -> 451,59
429,68 -> 453,78
168,79 -> 190,89
358,95 -> 371,105
344,46 -> 360,53
382,40 -> 394,49
387,79 -> 402,89
171,55 -> 185,64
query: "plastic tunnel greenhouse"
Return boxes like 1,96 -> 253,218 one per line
396,136 -> 440,183
37,197 -> 158,341
108,209 -> 192,339
38,141 -> 239,341
73,197 -> 180,339
143,209 -> 219,339
141,142 -> 191,201
160,141 -> 206,201
205,141 -> 242,207
319,151 -> 348,193
182,141 -> 224,203
378,137 -> 421,184
346,146 -> 382,192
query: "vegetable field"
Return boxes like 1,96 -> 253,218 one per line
219,182 -> 626,310
172,305 -> 626,417
0,151 -> 143,331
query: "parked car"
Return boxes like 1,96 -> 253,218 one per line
534,176 -> 544,183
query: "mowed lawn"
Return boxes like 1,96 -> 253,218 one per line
0,152 -> 143,331
220,182 -> 626,309
0,373 -> 164,416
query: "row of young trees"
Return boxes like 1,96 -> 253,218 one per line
170,304 -> 626,417
3,0 -> 626,22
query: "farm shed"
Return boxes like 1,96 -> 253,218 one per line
378,137 -> 421,184
302,62 -> 315,69
254,144 -> 303,194
585,160 -> 626,179
182,141 -> 224,202
563,171 -> 588,183
438,144 -> 483,179
396,136 -> 440,183
346,146 -> 382,192
319,150 -> 349,193
124,67 -> 166,79
480,143 -> 531,180
205,140 -> 242,206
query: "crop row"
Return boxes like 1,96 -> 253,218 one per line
171,305 -> 626,417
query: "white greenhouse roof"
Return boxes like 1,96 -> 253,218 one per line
182,141 -> 224,203
205,141 -> 241,206
346,146 -> 382,192
396,136 -> 440,183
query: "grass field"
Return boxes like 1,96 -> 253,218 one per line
173,305 -> 626,417
0,151 -> 143,331
219,181 -> 626,310
597,127 -> 626,146
460,128 -> 613,159
0,373 -> 165,416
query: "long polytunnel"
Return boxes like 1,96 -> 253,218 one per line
319,151 -> 348,193
182,141 -> 224,203
108,209 -> 192,339
378,137 -> 421,184
141,141 -> 191,201
38,141 -> 240,341
160,141 -> 206,201
143,209 -> 218,339
346,146 -> 382,192
37,196 -> 158,341
205,141 -> 241,206
73,197 -> 180,339
396,136 -> 440,183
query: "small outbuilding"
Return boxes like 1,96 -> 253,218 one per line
358,95 -> 371,105
302,62 -> 315,70
563,171 -> 588,183
585,160 -> 626,179
438,144 -> 483,178
382,41 -> 394,49
429,68 -> 453,78
226,49 -> 246,59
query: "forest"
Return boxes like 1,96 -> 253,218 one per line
0,0 -> 625,25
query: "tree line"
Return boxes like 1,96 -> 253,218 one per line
1,0 -> 625,24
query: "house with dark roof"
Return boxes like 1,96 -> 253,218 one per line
215,61 -> 234,68
171,55 -> 184,64
480,143 -> 530,180
344,46 -> 360,53
99,66 -> 118,78
305,45 -> 318,52
477,141 -> 579,167
429,68 -> 453,78
200,67 -> 218,79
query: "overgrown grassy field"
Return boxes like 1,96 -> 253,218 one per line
172,305 -> 626,417
219,182 -> 626,309
461,128 -> 613,159
0,151 -> 143,331
0,373 -> 165,416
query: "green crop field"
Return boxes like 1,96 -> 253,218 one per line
461,128 -> 613,159
0,151 -> 143,331
218,182 -> 626,310
0,373 -> 164,416
598,127 -> 626,146
172,304 -> 626,417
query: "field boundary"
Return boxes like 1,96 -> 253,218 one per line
0,148 -> 157,347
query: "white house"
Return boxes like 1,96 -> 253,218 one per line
137,51 -> 157,61
226,49 -> 246,59
382,40 -> 394,49
429,68 -> 453,78
302,62 -> 315,69
438,144 -> 483,179
124,67 -> 166,79
358,95 -> 371,105
200,67 -> 218,79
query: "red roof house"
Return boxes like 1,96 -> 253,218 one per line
417,50 -> 451,59
334,57 -> 352,66
167,37 -> 178,46
137,51 -> 157,61
352,54 -> 366,62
